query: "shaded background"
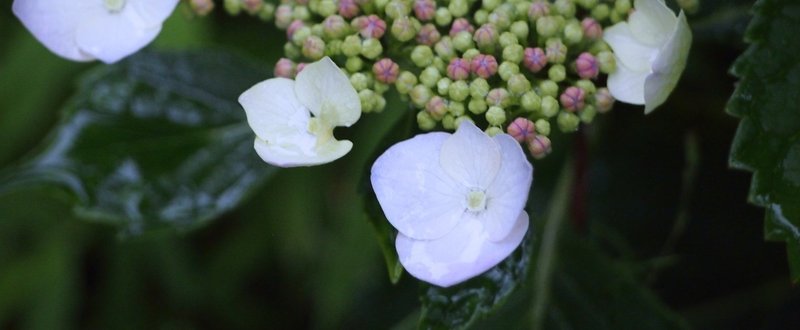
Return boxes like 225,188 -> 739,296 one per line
0,1 -> 798,329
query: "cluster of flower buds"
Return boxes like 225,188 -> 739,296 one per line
216,0 -> 277,20
222,0 -> 632,159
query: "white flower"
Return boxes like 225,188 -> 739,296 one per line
370,121 -> 533,287
12,0 -> 179,64
239,57 -> 361,167
603,0 -> 692,113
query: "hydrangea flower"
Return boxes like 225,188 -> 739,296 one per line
239,57 -> 361,167
13,0 -> 179,63
603,0 -> 691,113
370,121 -> 532,287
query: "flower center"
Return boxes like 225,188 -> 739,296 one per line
104,0 -> 126,13
466,190 -> 487,212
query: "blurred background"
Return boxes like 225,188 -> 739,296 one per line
1,1 -> 799,329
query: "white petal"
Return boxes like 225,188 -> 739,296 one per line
396,211 -> 529,287
254,137 -> 352,167
607,61 -> 649,105
239,78 -> 309,142
75,14 -> 161,64
629,0 -> 678,46
128,0 -> 180,28
12,0 -> 102,62
644,11 -> 692,113
483,134 -> 533,241
294,57 -> 361,127
440,121 -> 502,190
371,133 -> 466,240
603,22 -> 659,72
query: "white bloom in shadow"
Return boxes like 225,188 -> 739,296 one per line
239,57 -> 361,167
371,122 -> 533,287
603,0 -> 692,113
13,0 -> 179,64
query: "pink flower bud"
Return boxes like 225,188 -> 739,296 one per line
338,0 -> 360,19
275,58 -> 296,78
473,24 -> 498,50
287,19 -> 305,39
323,15 -> 348,38
528,135 -> 552,159
372,58 -> 400,84
507,117 -> 536,143
296,62 -> 308,74
581,18 -> 603,40
528,2 -> 550,19
416,23 -> 441,46
523,47 -> 547,72
449,18 -> 475,37
356,15 -> 386,39
426,96 -> 448,119
470,54 -> 498,79
243,0 -> 264,14
594,87 -> 615,113
560,86 -> 586,112
486,88 -> 509,106
413,0 -> 436,21
575,52 -> 599,79
275,5 -> 293,29
447,58 -> 471,80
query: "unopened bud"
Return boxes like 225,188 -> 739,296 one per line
614,0 -> 632,14
414,0 -> 436,21
523,47 -> 548,72
498,32 -> 519,48
316,0 -> 337,17
410,84 -> 433,107
468,98 -> 488,114
470,54 -> 498,79
323,15 -> 349,39
503,44 -> 524,63
302,36 -> 326,60
580,105 -> 597,123
449,0 -> 470,17
274,58 -> 296,78
507,73 -> 531,95
541,95 -> 559,117
557,111 -> 580,132
498,61 -> 520,81
486,106 -> 507,126
396,71 -> 418,94
594,87 -> 615,113
417,111 -> 437,130
243,0 -> 264,15
510,21 -> 529,41
563,20 -> 584,45
536,16 -> 559,38
528,135 -> 552,159
442,114 -> 455,130
292,6 -> 310,21
520,91 -> 542,112
528,1 -> 550,20
548,64 -> 566,82
426,96 -> 448,119
435,7 -> 453,27
391,16 -> 418,42
462,49 -> 481,61
258,3 -> 275,21
190,0 -> 215,16
355,15 -> 387,39
575,52 -> 599,79
486,88 -> 510,107
350,72 -> 370,91
338,0 -> 360,18
437,77 -> 452,95
474,24 -> 499,52
592,4 -> 610,20
545,39 -> 567,64
487,9 -> 511,30
452,31 -> 475,52
507,117 -> 536,142
447,58 -> 471,80
420,66 -> 442,87
449,101 -> 466,116
345,56 -> 363,72
341,35 -> 362,57
553,0 -> 576,17
454,116 -> 474,129
596,51 -> 616,74
448,80 -> 470,102
416,23 -> 441,45
539,80 -> 559,97
576,79 -> 596,94
411,46 -> 434,68
275,4 -> 293,29
470,78 -> 490,99
435,37 -> 456,60
450,18 -> 475,37
373,58 -> 400,84
535,119 -> 551,136
581,18 -> 602,40
361,38 -> 383,59
560,86 -> 586,112
482,0 -> 501,11
287,20 -> 306,40
474,9 -> 489,25
224,0 -> 242,16
486,126 -> 503,136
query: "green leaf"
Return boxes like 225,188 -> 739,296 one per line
726,0 -> 800,282
1,50 -> 277,234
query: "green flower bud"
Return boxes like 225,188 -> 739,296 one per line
474,24 -> 499,53
323,15 -> 350,39
224,0 -> 242,15
452,31 -> 475,52
360,89 -> 377,113
462,48 -> 481,61
411,45 -> 434,68
449,0 -> 470,18
498,32 -> 519,48
536,16 -> 559,38
487,12 -> 511,31
325,40 -> 343,56
375,94 -> 387,112
385,0 -> 411,20
361,38 -> 383,59
610,9 -> 622,24
284,42 -> 301,59
420,66 -> 441,88
455,116 -> 474,129
442,114 -> 456,130
577,0 -> 599,9
482,0 -> 501,11
580,104 -> 597,123
541,95 -> 559,117
375,0 -> 390,11
374,81 -> 390,94
563,20 -> 583,45
345,56 -> 364,72
410,84 -> 433,107
539,80 -> 559,98
554,0 -> 576,17
350,72 -> 371,91
417,111 -> 437,130
507,73 -> 531,95
448,80 -> 470,102
317,0 -> 337,16
503,44 -> 525,63
615,0 -> 632,14
545,38 -> 567,63
520,91 -> 542,112
498,61 -> 520,81
341,35 -> 362,57
486,88 -> 511,107
486,106 -> 507,126
437,77 -> 452,95
302,35 -> 326,60
576,80 -> 596,95
468,98 -> 488,114
435,7 -> 453,27
291,26 -> 312,46
486,126 -> 504,136
535,119 -> 551,136
591,4 -> 610,20
433,57 -> 447,73
392,16 -> 418,42
557,111 -> 580,132
548,64 -> 566,82
514,2 -> 530,20
510,21 -> 529,41
474,9 -> 489,25
293,6 -> 311,21
596,51 -> 616,74
311,24 -> 325,38
435,37 -> 456,60
259,3 -> 275,21
426,96 -> 448,119
396,71 -> 418,94
449,101 -> 466,116
470,78 -> 490,99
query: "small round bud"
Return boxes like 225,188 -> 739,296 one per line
433,57 -> 446,72
224,0 -> 242,16
435,37 -> 456,60
528,135 -> 552,159
498,61 -> 520,81
435,7 -> 453,27
462,49 -> 481,61
520,91 -> 542,112
474,9 -> 489,25
391,16 -> 418,42
557,111 -> 580,132
553,0 -> 576,17
284,42 -> 301,60
338,0 -> 360,18
482,0 -> 501,11
594,87 -> 615,113
275,5 -> 293,29
385,0 -> 411,20
560,86 -> 586,112
470,78 -> 490,99
361,38 -> 383,59
580,105 -> 597,123
449,101 -> 466,116
539,80 -> 559,98
350,72 -> 371,91
581,18 -> 603,40
450,18 -> 475,37
615,0 -> 632,14
417,111 -> 437,130
414,0 -> 436,21
275,58 -> 296,78
447,58 -> 471,80
536,16 -> 559,38
596,51 -> 616,74
317,0 -> 338,17
374,82 -> 390,94
258,3 -> 275,21
410,84 -> 433,107
355,15 -> 387,39
448,80 -> 470,102
507,117 -> 536,142
436,77 -> 452,95
486,126 -> 503,136
563,20 -> 584,45
359,89 -> 377,113
470,54 -> 498,79
575,52 -> 599,79
292,6 -> 310,21
449,0 -> 470,18
507,73 -> 531,95
302,36 -> 326,60
503,44 -> 525,63
243,0 -> 264,15
548,64 -> 566,82
486,106 -> 507,126
576,80 -> 596,94
535,119 -> 551,136
442,114 -> 456,130
487,9 -> 511,30
523,47 -> 548,72
473,24 -> 499,52
454,116 -> 474,129
341,35 -> 362,57
416,23 -> 442,45
577,0 -> 599,9
452,31 -> 475,52
541,95 -> 559,117
426,96 -> 448,119
190,0 -> 215,16
498,32 -> 519,48
528,1 -> 550,20
545,39 -> 567,64
468,98 -> 488,114
345,56 -> 364,72
373,58 -> 400,84
323,15 -> 350,39
486,88 -> 510,107
287,20 -> 306,40
411,46 -> 434,68
510,21 -> 529,41
396,71 -> 418,94
420,66 -> 442,88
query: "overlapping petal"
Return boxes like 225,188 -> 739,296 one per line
628,0 -> 677,46
603,22 -> 659,72
483,134 -> 533,241
644,11 -> 692,113
439,122 -> 502,189
295,57 -> 362,127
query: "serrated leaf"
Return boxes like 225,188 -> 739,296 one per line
726,0 -> 800,281
1,50 -> 276,235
